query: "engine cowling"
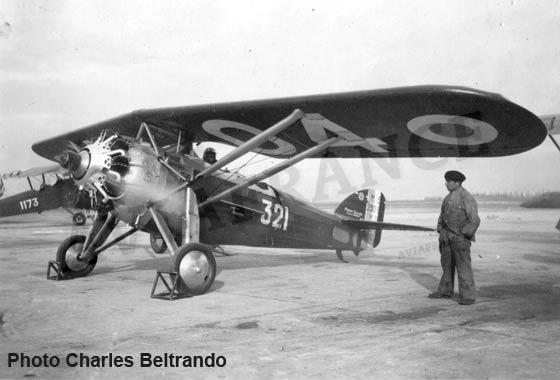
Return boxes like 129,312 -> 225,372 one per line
57,133 -> 174,219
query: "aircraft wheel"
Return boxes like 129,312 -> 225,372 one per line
172,243 -> 216,295
56,235 -> 97,277
72,212 -> 86,226
149,233 -> 167,254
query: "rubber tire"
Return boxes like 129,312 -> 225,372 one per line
56,235 -> 97,277
72,212 -> 86,226
172,243 -> 216,295
149,233 -> 167,254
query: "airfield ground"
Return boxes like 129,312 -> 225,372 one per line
0,203 -> 559,379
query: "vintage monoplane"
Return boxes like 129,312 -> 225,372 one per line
0,164 -> 95,225
30,86 -> 548,297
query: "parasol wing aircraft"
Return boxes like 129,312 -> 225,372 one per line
30,85 -> 548,298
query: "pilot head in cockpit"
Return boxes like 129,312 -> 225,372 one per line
203,147 -> 217,164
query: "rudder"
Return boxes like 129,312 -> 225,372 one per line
334,189 -> 385,248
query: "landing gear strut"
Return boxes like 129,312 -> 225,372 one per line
149,188 -> 217,298
48,209 -> 122,280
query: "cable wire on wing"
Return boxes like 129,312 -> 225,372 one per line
227,155 -> 277,173
204,125 -> 324,199
224,127 -> 315,172
204,135 -> 285,198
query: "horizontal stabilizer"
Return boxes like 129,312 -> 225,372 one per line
341,218 -> 434,232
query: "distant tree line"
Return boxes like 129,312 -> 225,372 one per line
424,190 -> 554,202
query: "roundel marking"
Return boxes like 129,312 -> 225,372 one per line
407,115 -> 498,145
202,120 -> 296,156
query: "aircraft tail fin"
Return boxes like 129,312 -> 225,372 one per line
335,189 -> 385,248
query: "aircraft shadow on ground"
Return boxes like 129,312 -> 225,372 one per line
31,245 -> 560,314
71,247 -> 444,295
28,239 -> 473,296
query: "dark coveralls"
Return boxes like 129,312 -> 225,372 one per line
436,187 -> 480,300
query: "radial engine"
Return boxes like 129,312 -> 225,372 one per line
56,132 -> 188,228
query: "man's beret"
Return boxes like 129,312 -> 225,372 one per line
444,170 -> 466,183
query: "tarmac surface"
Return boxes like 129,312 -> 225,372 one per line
0,203 -> 559,379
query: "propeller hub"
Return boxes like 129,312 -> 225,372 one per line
57,151 -> 82,171
56,150 -> 90,180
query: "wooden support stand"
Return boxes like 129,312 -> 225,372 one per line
150,270 -> 189,300
46,261 -> 65,280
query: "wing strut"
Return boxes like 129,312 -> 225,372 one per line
153,109 -> 305,203
149,109 -> 342,209
195,109 -> 305,180
139,122 -> 188,182
549,135 -> 560,153
149,207 -> 179,255
199,136 -> 342,208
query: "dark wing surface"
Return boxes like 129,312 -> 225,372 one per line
32,85 -> 547,161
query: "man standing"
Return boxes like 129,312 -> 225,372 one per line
429,170 -> 480,305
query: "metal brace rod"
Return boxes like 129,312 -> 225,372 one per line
158,159 -> 187,182
200,136 -> 342,208
136,123 -> 145,139
93,227 -> 138,255
148,207 -> 179,255
80,213 -> 117,260
182,187 -> 199,245
142,122 -> 160,156
196,109 -> 305,180
549,135 -> 560,153
82,210 -> 111,255
176,130 -> 182,154
151,109 -> 306,204
141,122 -> 188,182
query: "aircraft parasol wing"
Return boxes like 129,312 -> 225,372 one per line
32,85 -> 547,161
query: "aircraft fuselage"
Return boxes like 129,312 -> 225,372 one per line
80,136 -> 361,252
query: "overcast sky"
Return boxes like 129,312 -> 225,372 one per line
1,0 -> 559,201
